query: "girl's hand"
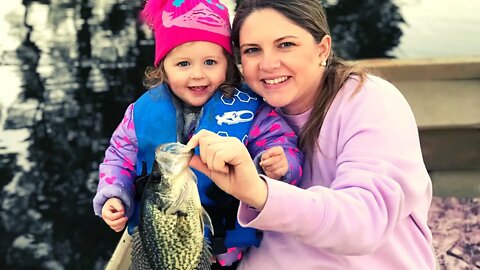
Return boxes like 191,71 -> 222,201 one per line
260,146 -> 288,180
101,198 -> 128,232
186,129 -> 268,210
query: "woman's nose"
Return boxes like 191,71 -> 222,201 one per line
259,52 -> 281,71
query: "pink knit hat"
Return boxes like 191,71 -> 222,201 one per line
141,0 -> 233,66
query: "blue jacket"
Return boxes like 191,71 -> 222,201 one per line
93,82 -> 303,252
132,83 -> 262,250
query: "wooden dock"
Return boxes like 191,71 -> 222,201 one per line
355,57 -> 480,197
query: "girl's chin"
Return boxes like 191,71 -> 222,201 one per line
187,101 -> 207,107
185,97 -> 210,107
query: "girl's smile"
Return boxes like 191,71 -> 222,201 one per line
163,41 -> 228,107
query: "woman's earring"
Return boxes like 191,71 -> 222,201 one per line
320,60 -> 327,67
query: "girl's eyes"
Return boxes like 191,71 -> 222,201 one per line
176,60 -> 216,66
177,61 -> 190,67
204,59 -> 216,65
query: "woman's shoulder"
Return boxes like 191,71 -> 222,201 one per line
329,74 -> 415,127
340,74 -> 409,107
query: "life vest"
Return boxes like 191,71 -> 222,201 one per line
130,83 -> 262,252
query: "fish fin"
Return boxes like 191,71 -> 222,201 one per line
197,238 -> 213,270
201,206 -> 214,236
165,171 -> 196,215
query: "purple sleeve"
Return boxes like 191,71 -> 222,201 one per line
92,103 -> 138,218
247,104 -> 303,186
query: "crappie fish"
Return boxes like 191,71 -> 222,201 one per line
131,142 -> 213,270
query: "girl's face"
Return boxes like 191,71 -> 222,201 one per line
239,8 -> 330,114
163,41 -> 227,107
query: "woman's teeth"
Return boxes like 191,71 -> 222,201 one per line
264,76 -> 288,85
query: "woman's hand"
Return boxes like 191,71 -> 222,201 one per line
101,197 -> 128,232
187,129 -> 268,210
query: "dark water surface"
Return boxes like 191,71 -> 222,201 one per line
0,0 -> 478,269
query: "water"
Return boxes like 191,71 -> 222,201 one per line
391,0 -> 480,58
0,0 -> 479,269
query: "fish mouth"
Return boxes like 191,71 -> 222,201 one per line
155,142 -> 194,178
157,143 -> 193,157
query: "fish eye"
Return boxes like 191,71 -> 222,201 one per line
175,210 -> 188,217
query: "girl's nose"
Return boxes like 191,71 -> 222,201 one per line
190,66 -> 205,79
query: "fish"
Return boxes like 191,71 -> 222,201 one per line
130,142 -> 213,270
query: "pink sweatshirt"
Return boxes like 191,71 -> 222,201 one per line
237,76 -> 435,270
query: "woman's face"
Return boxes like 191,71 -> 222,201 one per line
239,8 -> 329,114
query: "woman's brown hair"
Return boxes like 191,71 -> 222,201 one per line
143,48 -> 242,99
232,0 -> 366,161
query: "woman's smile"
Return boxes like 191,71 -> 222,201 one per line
262,76 -> 290,85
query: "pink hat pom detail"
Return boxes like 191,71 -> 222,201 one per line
141,0 -> 168,28
140,0 -> 233,66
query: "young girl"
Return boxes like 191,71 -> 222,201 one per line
92,0 -> 303,267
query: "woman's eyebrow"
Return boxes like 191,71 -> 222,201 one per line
240,35 -> 299,49
275,36 -> 298,42
239,43 -> 257,50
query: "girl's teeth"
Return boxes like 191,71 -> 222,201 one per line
190,86 -> 205,91
264,76 -> 288,85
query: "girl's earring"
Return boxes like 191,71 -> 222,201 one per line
320,60 -> 327,67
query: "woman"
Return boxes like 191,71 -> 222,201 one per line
187,0 -> 435,269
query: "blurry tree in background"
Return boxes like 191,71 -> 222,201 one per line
326,0 -> 403,59
0,0 -> 149,268
234,0 -> 403,59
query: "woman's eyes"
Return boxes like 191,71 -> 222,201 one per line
243,42 -> 296,54
279,42 -> 295,48
243,47 -> 260,54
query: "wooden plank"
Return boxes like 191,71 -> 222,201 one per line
105,230 -> 132,270
354,58 -> 480,170
353,56 -> 480,81
430,170 -> 480,198
419,126 -> 480,171
396,79 -> 480,128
